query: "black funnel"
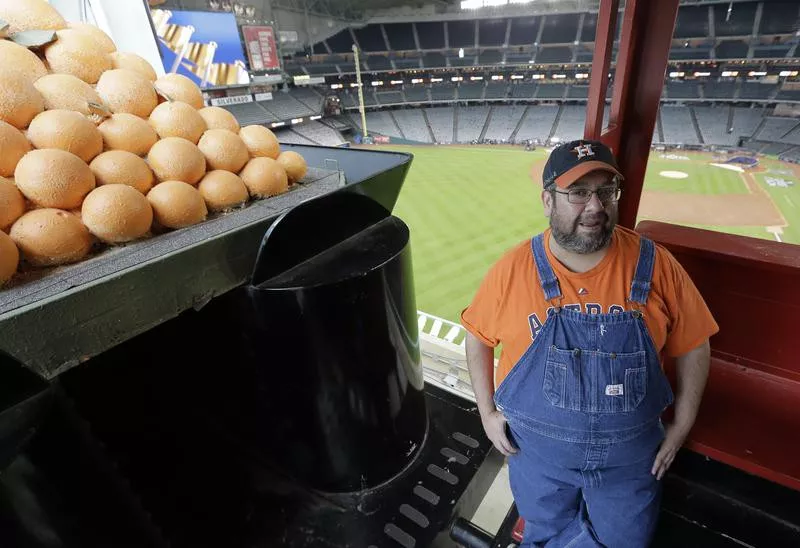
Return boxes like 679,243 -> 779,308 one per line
0,351 -> 52,472
246,192 -> 427,493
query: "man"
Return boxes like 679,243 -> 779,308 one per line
461,140 -> 718,548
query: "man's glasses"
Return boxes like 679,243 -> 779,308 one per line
552,186 -> 622,205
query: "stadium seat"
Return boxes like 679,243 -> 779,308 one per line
776,89 -> 800,102
508,16 -> 539,46
393,110 -> 432,143
384,23 -> 416,51
354,25 -> 387,52
516,105 -> 559,142
567,85 -> 590,99
394,56 -> 423,70
376,91 -> 404,106
753,45 -> 792,59
581,13 -> 598,42
477,50 -> 503,66
716,41 -> 749,59
430,85 -> 456,102
366,55 -> 392,71
756,117 -> 800,142
740,82 -> 777,100
404,87 -> 429,103
425,107 -> 454,143
478,19 -> 507,47
667,81 -> 700,99
458,83 -> 485,101
417,22 -> 445,49
511,83 -> 537,99
536,47 -> 573,64
422,52 -> 446,69
539,13 -> 580,44
674,6 -> 709,38
537,83 -> 566,99
326,29 -> 356,53
759,2 -> 800,34
290,121 -> 346,146
660,106 -> 701,144
713,2 -> 757,36
456,106 -> 490,142
483,105 -> 527,141
552,105 -> 585,142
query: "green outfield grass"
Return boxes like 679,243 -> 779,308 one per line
389,146 -> 549,323
643,157 -> 748,194
382,145 -> 800,324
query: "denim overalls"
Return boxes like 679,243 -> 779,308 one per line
494,233 -> 675,548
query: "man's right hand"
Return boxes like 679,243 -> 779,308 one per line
482,409 -> 517,456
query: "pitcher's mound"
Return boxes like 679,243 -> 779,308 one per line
660,171 -> 689,179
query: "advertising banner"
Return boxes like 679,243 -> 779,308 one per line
242,25 -> 281,72
209,95 -> 254,106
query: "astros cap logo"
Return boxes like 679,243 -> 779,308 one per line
573,143 -> 595,159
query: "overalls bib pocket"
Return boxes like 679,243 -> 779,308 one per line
543,345 -> 648,414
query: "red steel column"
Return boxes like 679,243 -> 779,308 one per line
584,0 -> 618,139
584,0 -> 680,229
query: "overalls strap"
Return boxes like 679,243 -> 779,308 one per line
629,236 -> 656,305
531,234 -> 562,301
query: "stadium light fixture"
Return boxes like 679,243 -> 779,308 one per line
552,74 -> 566,79
748,71 -> 767,76
330,84 -> 342,89
350,83 -> 360,87
669,71 -> 685,77
721,71 -> 738,77
470,76 -> 484,80
451,76 -> 463,82
431,77 -> 443,82
491,75 -> 504,80
459,48 -> 465,58
391,79 -> 404,84
411,78 -> 424,84
575,73 -> 589,79
310,115 -> 322,120
371,80 -> 384,86
291,118 -> 303,124
532,74 -> 544,79
271,122 -> 285,128
694,71 -> 711,77
779,70 -> 798,77
510,75 -> 524,80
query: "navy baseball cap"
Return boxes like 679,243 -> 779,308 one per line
542,139 -> 623,189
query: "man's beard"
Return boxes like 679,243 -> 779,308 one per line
550,203 -> 616,254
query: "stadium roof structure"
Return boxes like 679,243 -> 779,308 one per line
157,0 -> 779,24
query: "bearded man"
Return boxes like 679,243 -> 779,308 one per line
462,140 -> 718,548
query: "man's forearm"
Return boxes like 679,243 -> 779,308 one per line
672,339 -> 711,433
465,332 -> 497,420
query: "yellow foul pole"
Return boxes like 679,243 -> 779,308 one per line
352,44 -> 368,138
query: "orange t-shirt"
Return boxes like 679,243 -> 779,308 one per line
461,226 -> 719,385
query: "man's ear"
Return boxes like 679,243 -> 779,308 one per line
542,189 -> 553,217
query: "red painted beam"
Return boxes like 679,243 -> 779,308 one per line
639,221 -> 800,492
584,0 -> 618,140
584,0 -> 679,228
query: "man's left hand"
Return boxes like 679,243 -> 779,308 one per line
651,422 -> 691,480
